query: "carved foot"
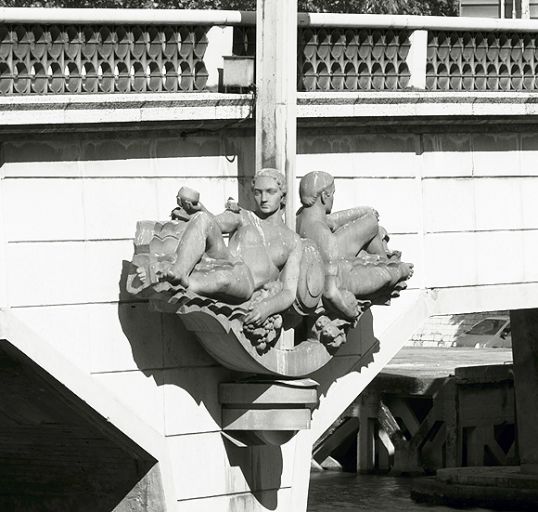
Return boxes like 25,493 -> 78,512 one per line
163,268 -> 190,289
387,249 -> 402,261
400,262 -> 414,281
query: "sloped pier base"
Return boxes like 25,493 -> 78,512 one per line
411,466 -> 538,511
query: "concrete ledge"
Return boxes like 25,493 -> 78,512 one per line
437,467 -> 538,490
429,281 -> 538,316
0,93 -> 254,127
297,91 -> 538,120
3,92 -> 538,128
412,467 -> 538,511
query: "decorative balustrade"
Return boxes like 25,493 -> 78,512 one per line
0,24 -> 209,94
426,31 -> 538,91
234,25 -> 411,91
1,9 -> 538,95
298,28 -> 411,91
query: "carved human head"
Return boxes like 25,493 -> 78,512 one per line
176,186 -> 200,214
299,171 -> 335,212
251,168 -> 287,214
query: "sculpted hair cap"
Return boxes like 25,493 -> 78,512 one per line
299,171 -> 334,207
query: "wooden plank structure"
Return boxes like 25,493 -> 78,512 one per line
314,348 -> 518,475
357,349 -> 518,474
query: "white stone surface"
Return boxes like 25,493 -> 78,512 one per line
163,366 -> 231,436
166,432 -> 296,501
94,370 -> 165,435
176,488 -> 292,512
407,30 -> 428,89
6,240 -> 131,306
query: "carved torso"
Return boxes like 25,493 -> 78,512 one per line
296,211 -> 331,259
228,210 -> 297,289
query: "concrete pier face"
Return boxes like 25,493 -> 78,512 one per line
2,120 -> 538,511
510,309 -> 538,475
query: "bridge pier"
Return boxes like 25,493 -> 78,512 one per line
412,309 -> 538,509
511,308 -> 538,475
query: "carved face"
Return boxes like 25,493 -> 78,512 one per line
253,176 -> 283,216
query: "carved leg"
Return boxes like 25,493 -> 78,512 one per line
334,212 -> 386,259
345,261 -> 414,298
188,262 -> 255,303
167,212 -> 231,287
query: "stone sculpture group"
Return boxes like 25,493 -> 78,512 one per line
127,169 -> 413,367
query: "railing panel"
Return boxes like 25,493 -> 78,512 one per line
426,30 -> 538,91
297,27 -> 411,91
1,10 -> 538,95
0,23 -> 209,94
232,25 -> 411,92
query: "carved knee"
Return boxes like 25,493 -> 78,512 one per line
190,210 -> 214,234
363,211 -> 379,237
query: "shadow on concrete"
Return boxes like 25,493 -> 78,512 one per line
310,309 -> 380,400
118,261 -> 284,511
223,437 -> 283,511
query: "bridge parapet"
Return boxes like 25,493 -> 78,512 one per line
2,9 -> 538,95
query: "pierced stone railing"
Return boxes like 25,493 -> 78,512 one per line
2,9 -> 538,95
0,8 -> 254,95
0,24 -> 210,94
426,31 -> 538,91
296,14 -> 538,92
234,25 -> 412,91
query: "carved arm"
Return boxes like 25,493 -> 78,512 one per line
214,209 -> 243,234
244,235 -> 303,326
327,207 -> 378,231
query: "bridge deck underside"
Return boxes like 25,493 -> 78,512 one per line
0,341 -> 157,512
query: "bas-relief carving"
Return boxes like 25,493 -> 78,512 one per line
127,169 -> 413,377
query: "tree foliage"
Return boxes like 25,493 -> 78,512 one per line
0,0 -> 458,17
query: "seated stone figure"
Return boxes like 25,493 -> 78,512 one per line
170,186 -> 208,221
296,171 -> 413,320
156,168 -> 303,329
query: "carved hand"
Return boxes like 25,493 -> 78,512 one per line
182,199 -> 202,214
244,303 -> 270,327
225,197 -> 241,213
135,266 -> 147,284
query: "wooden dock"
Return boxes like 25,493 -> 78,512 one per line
383,347 -> 513,380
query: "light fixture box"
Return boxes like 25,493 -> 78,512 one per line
222,56 -> 255,88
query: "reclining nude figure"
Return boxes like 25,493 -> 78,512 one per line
155,169 -> 303,328
296,171 -> 413,320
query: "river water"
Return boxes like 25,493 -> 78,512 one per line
307,472 -> 505,512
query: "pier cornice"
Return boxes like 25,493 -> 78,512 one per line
3,92 -> 538,127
